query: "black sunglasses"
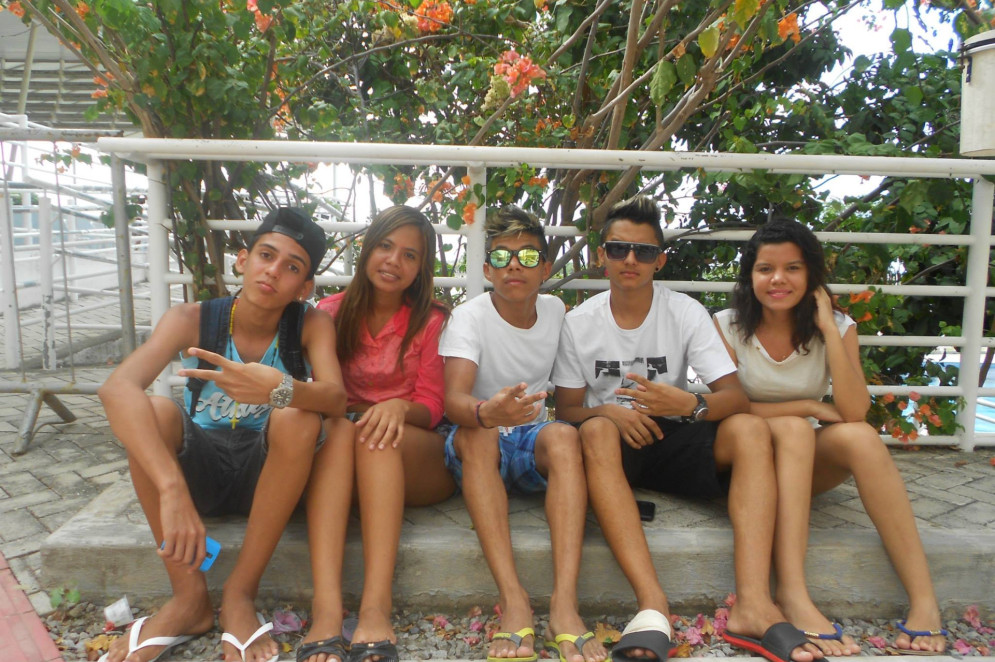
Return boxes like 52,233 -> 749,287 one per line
603,241 -> 663,264
486,247 -> 544,269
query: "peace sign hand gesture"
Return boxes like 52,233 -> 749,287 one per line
177,347 -> 285,405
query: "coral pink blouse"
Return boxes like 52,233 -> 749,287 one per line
317,292 -> 446,428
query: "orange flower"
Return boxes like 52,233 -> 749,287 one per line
527,176 -> 549,187
777,12 -> 800,44
76,1 -> 90,18
91,88 -> 108,99
8,1 -> 26,17
415,0 -> 453,33
462,202 -> 477,225
897,401 -> 907,411
882,393 -> 895,404
857,311 -> 873,323
494,49 -> 546,98
909,391 -> 921,402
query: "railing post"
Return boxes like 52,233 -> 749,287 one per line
39,197 -> 57,369
465,164 -> 486,300
112,156 -> 137,356
146,160 -> 171,396
957,176 -> 995,451
0,191 -> 22,370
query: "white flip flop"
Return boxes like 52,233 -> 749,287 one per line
221,612 -> 279,662
97,616 -> 194,662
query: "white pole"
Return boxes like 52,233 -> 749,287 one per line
465,165 -> 486,300
39,198 -> 56,369
956,177 -> 995,451
146,160 -> 171,396
0,193 -> 22,370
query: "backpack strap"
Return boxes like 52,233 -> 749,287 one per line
277,301 -> 308,381
187,296 -> 234,417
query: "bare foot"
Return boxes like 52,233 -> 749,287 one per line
725,597 -> 822,662
489,589 -> 535,660
547,599 -> 607,662
776,595 -> 861,656
219,591 -> 277,662
102,594 -> 213,662
350,606 -> 396,662
894,605 -> 947,653
299,605 -> 346,662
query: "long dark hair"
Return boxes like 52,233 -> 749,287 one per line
336,206 -> 447,370
730,219 -> 831,353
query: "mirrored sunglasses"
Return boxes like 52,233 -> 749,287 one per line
603,241 -> 663,264
486,247 -> 544,269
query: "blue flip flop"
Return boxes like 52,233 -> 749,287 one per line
801,622 -> 845,641
896,620 -> 949,638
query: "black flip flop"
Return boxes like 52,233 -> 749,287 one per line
298,635 -> 348,662
347,639 -> 399,662
723,622 -> 812,662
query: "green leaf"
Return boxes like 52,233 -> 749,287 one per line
698,26 -> 720,59
903,86 -> 924,106
650,61 -> 677,106
676,54 -> 697,87
853,55 -> 872,74
732,0 -> 760,29
890,28 -> 912,55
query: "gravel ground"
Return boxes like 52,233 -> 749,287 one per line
44,599 -> 995,660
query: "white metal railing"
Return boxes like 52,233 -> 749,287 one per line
97,138 -> 995,450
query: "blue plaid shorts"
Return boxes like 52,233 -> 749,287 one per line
443,421 -> 553,495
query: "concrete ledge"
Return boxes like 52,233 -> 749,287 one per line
42,478 -> 995,617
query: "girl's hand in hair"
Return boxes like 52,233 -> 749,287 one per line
813,287 -> 837,336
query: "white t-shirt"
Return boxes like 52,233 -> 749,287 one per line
439,292 -> 566,425
553,283 -> 736,409
713,308 -> 855,402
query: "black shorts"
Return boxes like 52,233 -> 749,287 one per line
620,417 -> 730,499
173,401 -> 326,517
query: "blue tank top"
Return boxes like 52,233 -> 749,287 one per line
182,334 -> 289,431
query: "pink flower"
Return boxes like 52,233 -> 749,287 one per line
469,620 -> 484,632
271,609 -> 303,634
712,607 -> 729,636
683,626 -> 704,646
964,605 -> 982,628
867,636 -> 888,649
954,639 -> 973,655
464,635 -> 482,646
723,593 -> 737,607
433,615 -> 449,629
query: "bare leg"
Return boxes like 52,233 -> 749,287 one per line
578,417 -> 669,616
716,414 -> 820,662
301,417 -> 356,662
350,424 -> 405,653
221,406 -> 322,662
104,397 -> 215,662
401,427 -> 457,506
455,426 -> 535,660
534,424 -> 607,662
768,417 -> 859,656
812,423 -> 944,653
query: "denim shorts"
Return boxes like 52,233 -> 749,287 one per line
173,401 -> 326,517
443,421 -> 553,495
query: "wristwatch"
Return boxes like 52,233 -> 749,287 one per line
685,393 -> 709,423
269,374 -> 294,408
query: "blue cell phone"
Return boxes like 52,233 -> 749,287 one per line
160,536 -> 221,572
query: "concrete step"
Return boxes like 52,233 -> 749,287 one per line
41,476 -> 995,619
